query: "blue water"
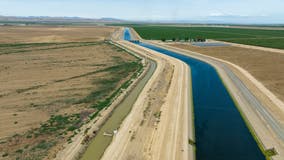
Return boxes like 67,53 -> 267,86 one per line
124,28 -> 132,41
124,29 -> 265,160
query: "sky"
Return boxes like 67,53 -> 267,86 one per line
0,0 -> 284,24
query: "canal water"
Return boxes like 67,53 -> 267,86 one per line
124,28 -> 132,41
125,29 -> 265,160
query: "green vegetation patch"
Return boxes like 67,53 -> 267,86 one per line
227,38 -> 284,49
85,60 -> 143,120
188,139 -> 196,146
265,148 -> 278,157
31,140 -> 57,151
132,26 -> 284,49
38,114 -> 82,134
77,61 -> 142,105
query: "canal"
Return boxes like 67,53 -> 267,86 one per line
125,28 -> 265,160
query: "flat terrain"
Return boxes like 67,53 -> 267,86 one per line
133,26 -> 284,49
0,26 -> 142,160
0,26 -> 116,43
169,43 -> 284,103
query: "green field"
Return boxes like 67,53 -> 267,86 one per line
132,26 -> 284,49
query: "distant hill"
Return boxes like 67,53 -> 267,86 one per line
98,18 -> 125,23
0,16 -> 126,24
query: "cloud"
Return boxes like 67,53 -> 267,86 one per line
209,12 -> 249,18
209,12 -> 225,17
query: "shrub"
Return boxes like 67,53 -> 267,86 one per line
67,125 -> 77,131
2,153 -> 8,157
15,149 -> 23,154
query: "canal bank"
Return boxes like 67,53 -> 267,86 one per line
80,58 -> 156,160
125,28 -> 265,159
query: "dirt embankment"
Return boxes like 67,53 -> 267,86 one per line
101,29 -> 192,160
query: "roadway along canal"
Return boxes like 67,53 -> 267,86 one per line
125,28 -> 265,160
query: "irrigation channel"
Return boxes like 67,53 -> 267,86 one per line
80,47 -> 156,159
124,28 -> 265,160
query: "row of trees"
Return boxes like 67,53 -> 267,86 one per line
161,37 -> 206,42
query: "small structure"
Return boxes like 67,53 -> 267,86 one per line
103,132 -> 113,137
103,129 -> 118,137
113,129 -> 118,135
130,40 -> 140,43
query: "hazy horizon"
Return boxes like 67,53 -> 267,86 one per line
1,0 -> 284,24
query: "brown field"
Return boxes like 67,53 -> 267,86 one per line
0,26 -> 116,43
170,43 -> 284,102
0,26 -> 141,160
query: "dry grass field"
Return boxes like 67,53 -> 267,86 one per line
0,26 -> 142,160
170,43 -> 284,102
0,26 -> 116,43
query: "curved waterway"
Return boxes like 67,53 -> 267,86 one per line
124,29 -> 265,160
80,51 -> 156,159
